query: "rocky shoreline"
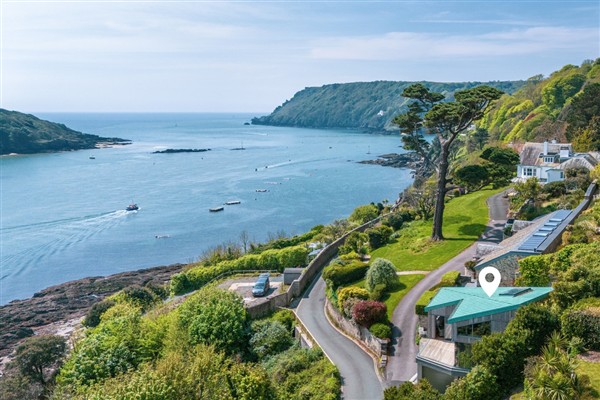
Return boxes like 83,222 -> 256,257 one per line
0,263 -> 185,367
358,152 -> 421,169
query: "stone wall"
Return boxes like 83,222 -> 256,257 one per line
324,298 -> 387,359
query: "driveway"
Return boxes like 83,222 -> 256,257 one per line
296,274 -> 384,400
385,191 -> 508,385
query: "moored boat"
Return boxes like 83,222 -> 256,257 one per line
209,206 -> 224,212
225,200 -> 241,205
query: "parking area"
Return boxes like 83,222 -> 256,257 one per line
217,274 -> 284,306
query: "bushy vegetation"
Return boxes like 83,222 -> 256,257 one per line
384,379 -> 441,399
352,300 -> 387,327
41,286 -> 340,399
369,322 -> 392,339
561,297 -> 600,351
480,60 -> 600,145
349,204 -> 379,224
171,245 -> 308,295
365,258 -> 398,292
322,260 -> 368,289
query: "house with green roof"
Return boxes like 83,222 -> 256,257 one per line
416,286 -> 553,392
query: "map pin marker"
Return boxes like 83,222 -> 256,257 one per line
479,266 -> 501,297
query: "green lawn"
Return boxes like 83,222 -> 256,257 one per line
371,187 -> 505,271
579,360 -> 600,396
345,274 -> 425,319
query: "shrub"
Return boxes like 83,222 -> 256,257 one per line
444,365 -> 502,400
178,288 -> 249,355
439,271 -> 460,287
337,287 -> 369,307
250,320 -> 294,360
505,303 -> 560,352
516,255 -> 551,286
369,323 -> 392,339
367,226 -> 393,249
542,180 -> 567,197
342,297 -> 361,318
415,290 -> 438,316
561,297 -> 600,350
369,283 -> 387,301
365,258 -> 397,292
83,299 -> 116,328
322,261 -> 368,289
349,204 -> 379,224
382,213 -> 404,231
13,335 -> 67,386
384,380 -> 441,400
352,300 -> 387,327
113,285 -> 159,311
271,309 -> 296,333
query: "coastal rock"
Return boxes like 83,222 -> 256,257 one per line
358,152 -> 421,169
0,264 -> 185,363
152,148 -> 211,154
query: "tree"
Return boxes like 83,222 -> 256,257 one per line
365,258 -> 397,292
349,204 -> 379,224
444,365 -> 502,400
505,303 -> 560,354
397,84 -> 503,240
178,288 -> 249,355
424,86 -> 504,240
454,165 -> 489,192
404,180 -> 436,220
13,335 -> 66,386
471,127 -> 489,150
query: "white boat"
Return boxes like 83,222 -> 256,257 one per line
209,206 -> 224,212
225,200 -> 241,205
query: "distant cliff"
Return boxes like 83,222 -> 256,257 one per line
0,109 -> 130,155
252,80 -> 526,131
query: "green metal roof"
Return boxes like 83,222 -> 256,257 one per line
424,287 -> 553,323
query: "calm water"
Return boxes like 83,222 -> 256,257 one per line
0,113 -> 412,304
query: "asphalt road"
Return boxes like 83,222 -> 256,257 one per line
296,274 -> 384,400
385,191 -> 508,385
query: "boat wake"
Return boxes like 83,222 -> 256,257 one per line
1,210 -> 130,280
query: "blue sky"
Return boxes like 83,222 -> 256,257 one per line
2,1 -> 599,112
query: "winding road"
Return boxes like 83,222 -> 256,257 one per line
385,191 -> 508,385
296,274 -> 384,399
294,191 -> 508,398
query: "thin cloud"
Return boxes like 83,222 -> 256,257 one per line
309,27 -> 599,60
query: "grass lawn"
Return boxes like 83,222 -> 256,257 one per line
345,274 -> 426,319
371,187 -> 505,271
579,360 -> 600,396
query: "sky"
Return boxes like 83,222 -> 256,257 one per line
1,0 -> 599,113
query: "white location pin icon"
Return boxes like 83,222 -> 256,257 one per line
479,266 -> 501,297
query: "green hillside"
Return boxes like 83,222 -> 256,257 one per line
479,59 -> 600,149
252,80 -> 525,131
0,109 -> 129,155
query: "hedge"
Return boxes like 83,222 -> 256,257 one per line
416,290 -> 438,316
337,287 -> 369,307
322,261 -> 368,289
561,297 -> 600,350
171,246 -> 308,295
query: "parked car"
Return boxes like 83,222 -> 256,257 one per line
252,273 -> 270,297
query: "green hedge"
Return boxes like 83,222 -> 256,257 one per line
171,246 -> 308,295
561,297 -> 600,350
369,323 -> 392,339
416,290 -> 438,315
322,261 -> 368,289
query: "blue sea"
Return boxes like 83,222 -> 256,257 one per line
0,113 -> 412,304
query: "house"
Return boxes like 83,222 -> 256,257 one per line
515,141 -> 597,183
472,209 -> 573,285
416,286 -> 553,392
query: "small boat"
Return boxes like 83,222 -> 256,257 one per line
89,156 -> 96,159
126,203 -> 139,211
225,200 -> 241,205
209,206 -> 224,212
256,189 -> 268,193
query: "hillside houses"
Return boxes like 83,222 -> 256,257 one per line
515,140 -> 598,183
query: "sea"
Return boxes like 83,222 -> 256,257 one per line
0,113 -> 413,304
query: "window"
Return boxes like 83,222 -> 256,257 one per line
544,156 -> 554,163
457,321 -> 491,337
560,171 -> 564,179
523,167 -> 535,177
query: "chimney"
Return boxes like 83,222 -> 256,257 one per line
543,140 -> 548,156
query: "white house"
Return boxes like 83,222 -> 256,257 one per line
515,141 -> 597,183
